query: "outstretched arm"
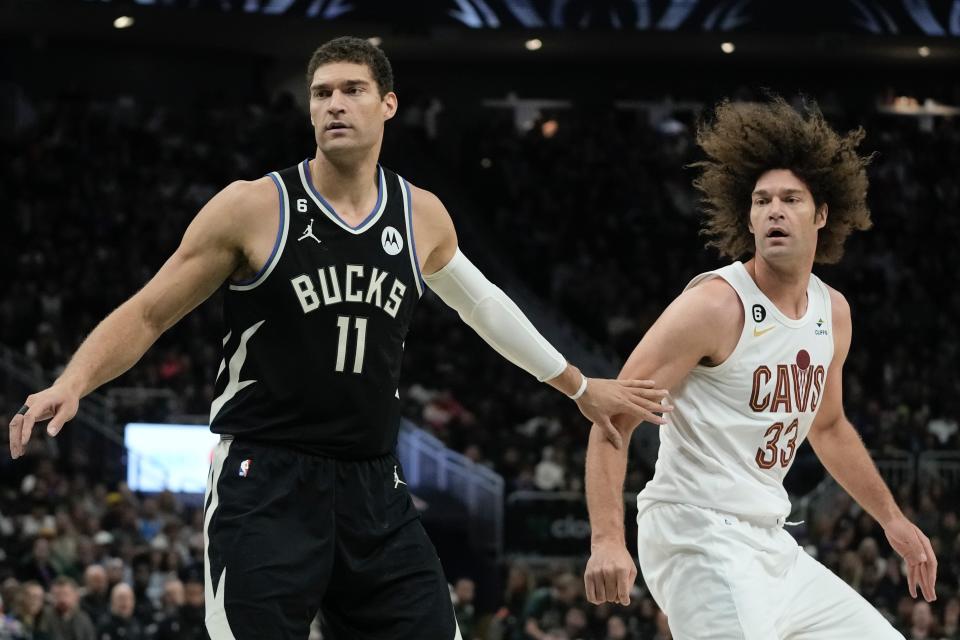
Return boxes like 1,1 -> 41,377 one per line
807,289 -> 937,602
411,186 -> 669,445
584,279 -> 740,605
8,179 -> 274,458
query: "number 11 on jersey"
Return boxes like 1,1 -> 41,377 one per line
335,316 -> 367,373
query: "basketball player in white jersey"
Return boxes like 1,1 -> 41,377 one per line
583,97 -> 937,639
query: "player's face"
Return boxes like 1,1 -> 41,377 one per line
748,169 -> 827,264
309,62 -> 397,158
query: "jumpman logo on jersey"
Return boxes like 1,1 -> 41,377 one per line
393,465 -> 407,489
298,219 -> 321,244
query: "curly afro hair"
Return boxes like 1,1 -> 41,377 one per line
692,96 -> 873,264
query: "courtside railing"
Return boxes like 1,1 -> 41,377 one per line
397,419 -> 504,559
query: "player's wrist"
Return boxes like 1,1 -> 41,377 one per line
53,374 -> 86,399
877,505 -> 906,530
567,373 -> 589,400
590,531 -> 625,548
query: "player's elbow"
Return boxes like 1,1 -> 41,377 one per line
808,415 -> 847,447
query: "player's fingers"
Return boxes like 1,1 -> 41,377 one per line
8,413 -> 23,459
604,569 -> 619,604
918,531 -> 938,574
617,567 -> 632,606
46,398 -> 77,437
584,571 -> 598,605
46,409 -> 68,438
630,388 -> 670,402
629,391 -> 672,411
592,571 -> 607,604
632,399 -> 673,419
19,399 -> 54,450
632,406 -> 667,425
907,563 -> 918,599
599,417 -> 623,450
619,379 -> 656,389
916,533 -> 938,601
918,560 -> 936,602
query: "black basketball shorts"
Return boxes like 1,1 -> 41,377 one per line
203,436 -> 461,639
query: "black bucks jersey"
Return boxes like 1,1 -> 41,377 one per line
209,160 -> 425,458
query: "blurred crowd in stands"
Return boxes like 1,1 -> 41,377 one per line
1,84 -> 958,638
0,449 -> 956,638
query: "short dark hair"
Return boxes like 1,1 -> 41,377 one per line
306,36 -> 394,96
692,95 -> 873,264
52,576 -> 77,590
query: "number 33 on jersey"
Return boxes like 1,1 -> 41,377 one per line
639,262 -> 834,522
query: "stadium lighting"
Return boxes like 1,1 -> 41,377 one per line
113,16 -> 134,29
721,42 -> 735,54
480,158 -> 493,169
918,46 -> 931,57
525,38 -> 543,51
367,36 -> 383,47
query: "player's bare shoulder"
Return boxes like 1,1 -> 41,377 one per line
406,182 -> 457,275
680,276 -> 744,366
686,276 -> 744,329
206,177 -> 283,282
216,177 -> 278,234
407,183 -> 451,229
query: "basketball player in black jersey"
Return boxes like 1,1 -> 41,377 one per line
8,38 -> 670,639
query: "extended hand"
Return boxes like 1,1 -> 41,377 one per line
8,384 -> 79,459
884,515 -> 937,602
584,541 -> 638,606
576,378 -> 672,448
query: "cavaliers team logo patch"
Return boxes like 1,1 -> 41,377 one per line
238,459 -> 252,478
381,226 -> 403,256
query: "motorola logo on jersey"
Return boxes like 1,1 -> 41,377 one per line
290,265 -> 407,318
381,226 -> 403,255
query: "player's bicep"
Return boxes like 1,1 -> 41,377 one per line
135,182 -> 251,332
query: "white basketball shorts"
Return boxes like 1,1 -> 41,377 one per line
635,501 -> 904,640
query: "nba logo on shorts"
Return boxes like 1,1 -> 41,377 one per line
239,459 -> 252,478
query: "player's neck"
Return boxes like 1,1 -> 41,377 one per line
310,152 -> 380,219
745,257 -> 812,320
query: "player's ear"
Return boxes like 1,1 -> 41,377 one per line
382,91 -> 398,122
814,203 -> 828,229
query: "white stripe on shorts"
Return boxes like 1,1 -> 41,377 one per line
204,439 -> 237,640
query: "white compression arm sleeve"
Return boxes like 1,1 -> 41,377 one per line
423,249 -> 567,382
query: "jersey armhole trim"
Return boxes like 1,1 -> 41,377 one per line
690,273 -> 751,376
229,172 -> 289,292
400,177 -> 425,297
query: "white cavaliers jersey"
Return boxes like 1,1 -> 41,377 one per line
638,261 -> 834,523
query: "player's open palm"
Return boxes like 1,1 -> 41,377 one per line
584,542 -> 637,606
8,384 -> 80,459
884,515 -> 937,602
576,378 -> 672,449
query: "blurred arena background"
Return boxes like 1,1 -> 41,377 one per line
1,1 -> 959,638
